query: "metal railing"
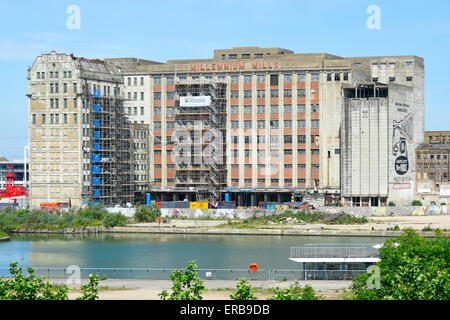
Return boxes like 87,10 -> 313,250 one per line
0,267 -> 367,281
290,244 -> 380,259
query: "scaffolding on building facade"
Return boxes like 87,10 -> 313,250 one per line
81,83 -> 134,206
174,81 -> 227,202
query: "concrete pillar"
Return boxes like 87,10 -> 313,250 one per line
251,193 -> 255,206
277,194 -> 281,202
264,194 -> 268,203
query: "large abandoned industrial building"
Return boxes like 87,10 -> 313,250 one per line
27,47 -> 424,207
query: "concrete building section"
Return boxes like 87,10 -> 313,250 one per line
416,138 -> 450,205
104,47 -> 424,206
27,51 -> 133,208
341,79 -> 424,206
132,123 -> 150,201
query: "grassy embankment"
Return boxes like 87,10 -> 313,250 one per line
0,207 -> 129,233
217,210 -> 368,229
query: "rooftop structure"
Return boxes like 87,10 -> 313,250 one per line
289,244 -> 381,263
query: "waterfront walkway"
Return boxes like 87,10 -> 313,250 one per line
50,279 -> 353,300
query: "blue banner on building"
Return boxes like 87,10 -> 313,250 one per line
92,154 -> 100,162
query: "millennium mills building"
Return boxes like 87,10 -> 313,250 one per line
27,47 -> 424,208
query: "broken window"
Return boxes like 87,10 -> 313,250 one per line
270,74 -> 278,86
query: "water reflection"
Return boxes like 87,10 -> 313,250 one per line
0,233 -> 385,270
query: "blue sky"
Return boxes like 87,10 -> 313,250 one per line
0,0 -> 449,160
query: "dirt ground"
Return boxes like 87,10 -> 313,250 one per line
369,215 -> 450,230
68,288 -> 344,300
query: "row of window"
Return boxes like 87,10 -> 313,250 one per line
36,70 -> 72,80
134,143 -> 148,150
151,119 -> 320,130
230,119 -> 319,129
229,178 -> 312,184
326,73 -> 349,81
49,98 -> 77,109
229,163 -> 316,168
154,134 -> 319,146
417,154 -> 448,160
133,131 -> 148,139
49,82 -> 77,94
229,149 -> 320,157
147,73 -> 321,85
231,135 -> 320,144
417,164 -> 449,169
133,153 -> 147,160
230,104 -> 319,113
134,174 -> 148,181
372,76 -> 413,82
225,53 -> 264,60
152,88 -> 316,100
372,61 -> 413,68
32,113 -> 77,125
127,106 -> 145,116
127,77 -> 146,86
152,148 -> 319,156
127,92 -> 145,101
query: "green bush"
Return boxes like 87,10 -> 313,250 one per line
159,261 -> 205,300
0,262 -> 69,300
0,262 -> 102,300
350,229 -> 449,300
412,200 -> 423,206
230,278 -> 257,300
76,274 -> 100,300
388,201 -> 396,207
134,205 -> 161,222
103,213 -> 128,228
0,207 -> 122,231
268,282 -> 321,300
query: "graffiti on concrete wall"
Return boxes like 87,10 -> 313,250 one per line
392,113 -> 414,176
